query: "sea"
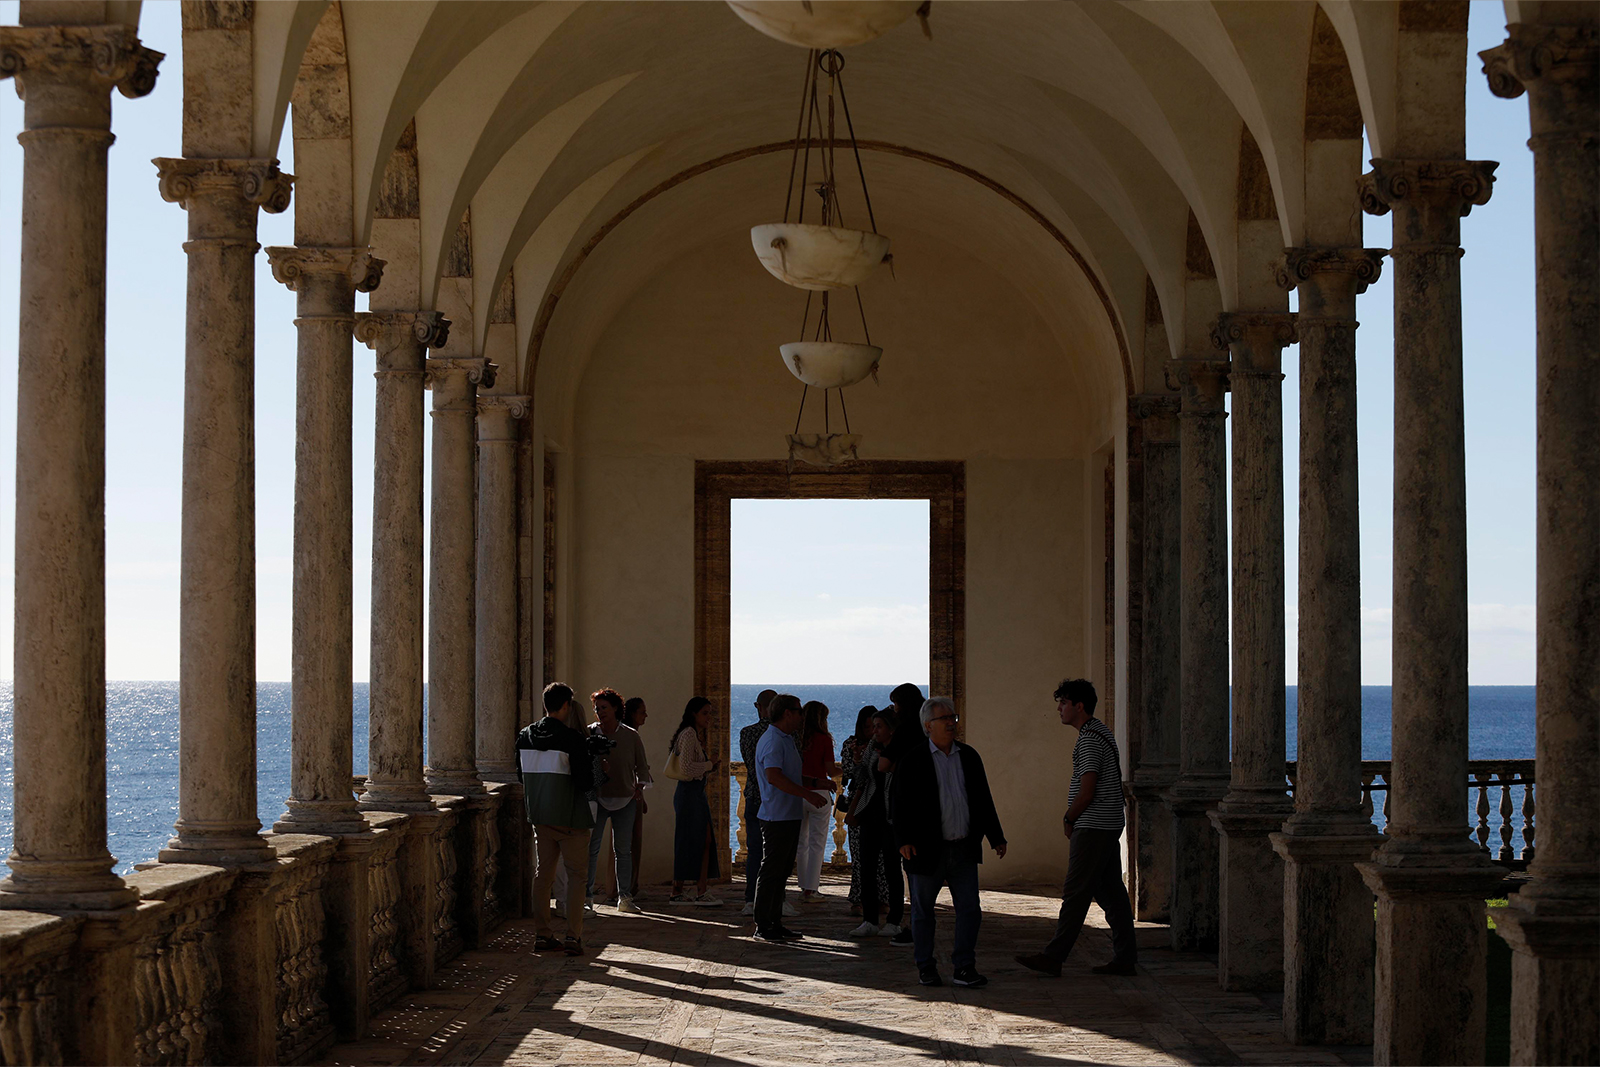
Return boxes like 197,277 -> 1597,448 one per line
0,682 -> 1535,875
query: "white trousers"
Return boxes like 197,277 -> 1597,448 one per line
797,792 -> 834,891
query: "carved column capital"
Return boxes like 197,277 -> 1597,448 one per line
154,157 -> 293,214
0,24 -> 163,99
425,358 -> 497,393
1358,159 -> 1498,219
1211,312 -> 1297,353
1276,247 -> 1387,294
354,310 -> 451,351
476,395 -> 532,421
1165,358 -> 1231,412
264,246 -> 385,294
1481,23 -> 1599,98
1129,393 -> 1181,422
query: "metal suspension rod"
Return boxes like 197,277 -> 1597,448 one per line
793,385 -> 809,435
838,385 -> 852,434
853,285 -> 872,346
783,51 -> 818,221
834,69 -> 879,235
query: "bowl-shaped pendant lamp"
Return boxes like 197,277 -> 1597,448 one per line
752,223 -> 889,290
727,1 -> 921,48
780,340 -> 881,390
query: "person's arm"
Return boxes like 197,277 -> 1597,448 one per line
1063,771 -> 1098,836
966,750 -> 1007,858
763,765 -> 827,807
677,730 -> 716,779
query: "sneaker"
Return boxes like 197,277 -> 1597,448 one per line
879,923 -> 903,937
781,901 -> 801,917
583,899 -> 601,920
775,926 -> 806,941
799,889 -> 825,903
890,928 -> 913,947
952,966 -> 988,988
667,894 -> 695,906
1091,960 -> 1138,976
692,893 -> 723,907
615,895 -> 643,915
918,965 -> 943,987
753,928 -> 788,943
562,936 -> 584,957
1014,953 -> 1062,977
741,901 -> 757,916
534,935 -> 562,953
848,921 -> 879,939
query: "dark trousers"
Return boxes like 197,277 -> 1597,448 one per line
744,796 -> 763,902
908,840 -> 981,970
754,818 -> 801,933
1044,827 -> 1138,966
857,811 -> 903,926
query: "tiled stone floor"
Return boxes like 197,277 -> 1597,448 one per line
327,880 -> 1372,1066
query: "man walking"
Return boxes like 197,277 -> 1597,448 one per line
1016,678 -> 1138,977
892,697 -> 1007,988
752,693 -> 829,942
586,687 -> 651,914
738,689 -> 778,914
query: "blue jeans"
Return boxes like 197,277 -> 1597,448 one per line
586,798 -> 638,900
908,841 -> 982,970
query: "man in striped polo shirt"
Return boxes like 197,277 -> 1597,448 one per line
1016,678 -> 1138,977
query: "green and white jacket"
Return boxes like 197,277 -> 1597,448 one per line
516,717 -> 595,830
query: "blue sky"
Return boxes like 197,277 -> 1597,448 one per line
0,2 -> 1535,685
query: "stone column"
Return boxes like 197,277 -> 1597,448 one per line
1482,24 -> 1600,1066
1357,158 -> 1506,1065
1128,394 -> 1181,922
355,311 -> 450,811
1207,313 -> 1296,991
476,395 -> 531,782
265,247 -> 385,836
426,358 -> 495,796
1271,246 -> 1387,1044
1163,357 -> 1231,953
0,24 -> 159,909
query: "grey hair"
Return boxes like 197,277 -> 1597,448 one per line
919,697 -> 956,735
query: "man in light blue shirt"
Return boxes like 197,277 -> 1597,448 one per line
752,694 -> 827,941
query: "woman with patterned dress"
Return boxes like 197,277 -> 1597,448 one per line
668,697 -> 723,906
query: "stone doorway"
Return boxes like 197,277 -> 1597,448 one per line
693,460 -> 966,876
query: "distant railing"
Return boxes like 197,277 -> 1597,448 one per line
1285,758 -> 1535,871
730,762 -> 849,872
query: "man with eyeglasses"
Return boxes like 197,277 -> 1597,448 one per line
891,696 -> 1007,988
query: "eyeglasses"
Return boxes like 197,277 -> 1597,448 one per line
928,714 -> 958,725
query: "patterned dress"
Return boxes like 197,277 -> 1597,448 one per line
840,736 -> 891,907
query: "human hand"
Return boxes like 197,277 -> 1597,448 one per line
899,844 -> 916,861
1063,817 -> 1073,838
806,790 -> 827,808
995,843 -> 1007,859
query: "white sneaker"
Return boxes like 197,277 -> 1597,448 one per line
616,895 -> 643,915
583,899 -> 601,920
879,923 -> 902,937
740,901 -> 756,916
782,900 -> 800,917
693,893 -> 723,907
848,921 -> 879,938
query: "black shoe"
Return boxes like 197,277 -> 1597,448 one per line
1091,960 -> 1138,976
562,937 -> 584,957
890,928 -> 913,946
775,926 -> 806,941
753,928 -> 788,943
534,935 -> 562,953
918,965 -> 943,987
952,966 -> 988,988
1014,952 -> 1061,977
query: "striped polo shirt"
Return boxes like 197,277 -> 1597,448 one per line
1067,717 -> 1125,832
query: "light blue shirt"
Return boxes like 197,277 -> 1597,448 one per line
755,724 -> 804,822
928,739 -> 970,841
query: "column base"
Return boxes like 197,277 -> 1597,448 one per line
1166,777 -> 1227,952
425,770 -> 486,797
1359,855 -> 1508,1065
0,856 -> 140,912
1489,872 -> 1600,1065
160,820 -> 274,865
275,797 -> 370,836
1210,804 -> 1291,991
1271,823 -> 1384,1044
358,780 -> 436,813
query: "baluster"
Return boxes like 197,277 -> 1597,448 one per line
1361,772 -> 1375,823
829,770 -> 848,866
732,764 -> 748,866
1382,772 -> 1392,830
1475,772 -> 1491,852
1498,773 -> 1515,861
1523,780 -> 1536,863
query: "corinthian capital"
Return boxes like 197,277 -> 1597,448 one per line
265,246 -> 386,293
154,157 -> 293,214
425,358 -> 497,392
1275,247 -> 1387,293
1358,159 -> 1498,219
354,310 -> 451,351
1480,23 -> 1598,99
0,24 -> 163,99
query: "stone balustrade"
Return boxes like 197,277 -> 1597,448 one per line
730,762 -> 849,872
0,912 -> 75,1064
123,865 -> 235,1067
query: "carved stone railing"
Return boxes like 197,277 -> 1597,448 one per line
364,827 -> 406,1016
0,911 -> 76,1065
123,864 -> 236,1066
1286,758 -> 1536,871
270,837 -> 335,1064
433,817 -> 462,964
731,761 -> 850,872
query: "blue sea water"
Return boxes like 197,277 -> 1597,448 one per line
0,682 -> 1534,875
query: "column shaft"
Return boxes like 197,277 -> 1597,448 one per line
1210,313 -> 1296,991
1358,158 -> 1506,1067
356,312 -> 448,811
266,248 -> 383,835
426,359 -> 494,796
476,396 -> 530,782
1164,357 -> 1231,953
1272,247 -> 1387,1044
0,24 -> 159,908
1482,24 -> 1600,1066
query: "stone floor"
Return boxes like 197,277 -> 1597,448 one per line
326,879 -> 1372,1066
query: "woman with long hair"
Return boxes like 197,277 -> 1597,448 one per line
839,704 -> 878,915
621,697 -> 649,899
796,700 -> 839,902
668,697 -> 722,905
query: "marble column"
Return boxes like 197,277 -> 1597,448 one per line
355,311 -> 450,811
426,358 -> 495,796
265,247 -> 384,835
1357,158 -> 1506,1065
0,24 -> 159,909
1271,246 -> 1387,1045
476,395 -> 531,783
1208,313 -> 1296,991
1128,394 -> 1181,922
1482,24 -> 1600,1066
1163,357 -> 1231,953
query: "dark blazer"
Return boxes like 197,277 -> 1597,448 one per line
889,740 -> 1006,875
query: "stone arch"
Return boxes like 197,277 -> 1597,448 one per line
289,0 -> 355,246
1302,4 -> 1367,246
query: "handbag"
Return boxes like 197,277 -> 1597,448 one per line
663,749 -> 688,781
